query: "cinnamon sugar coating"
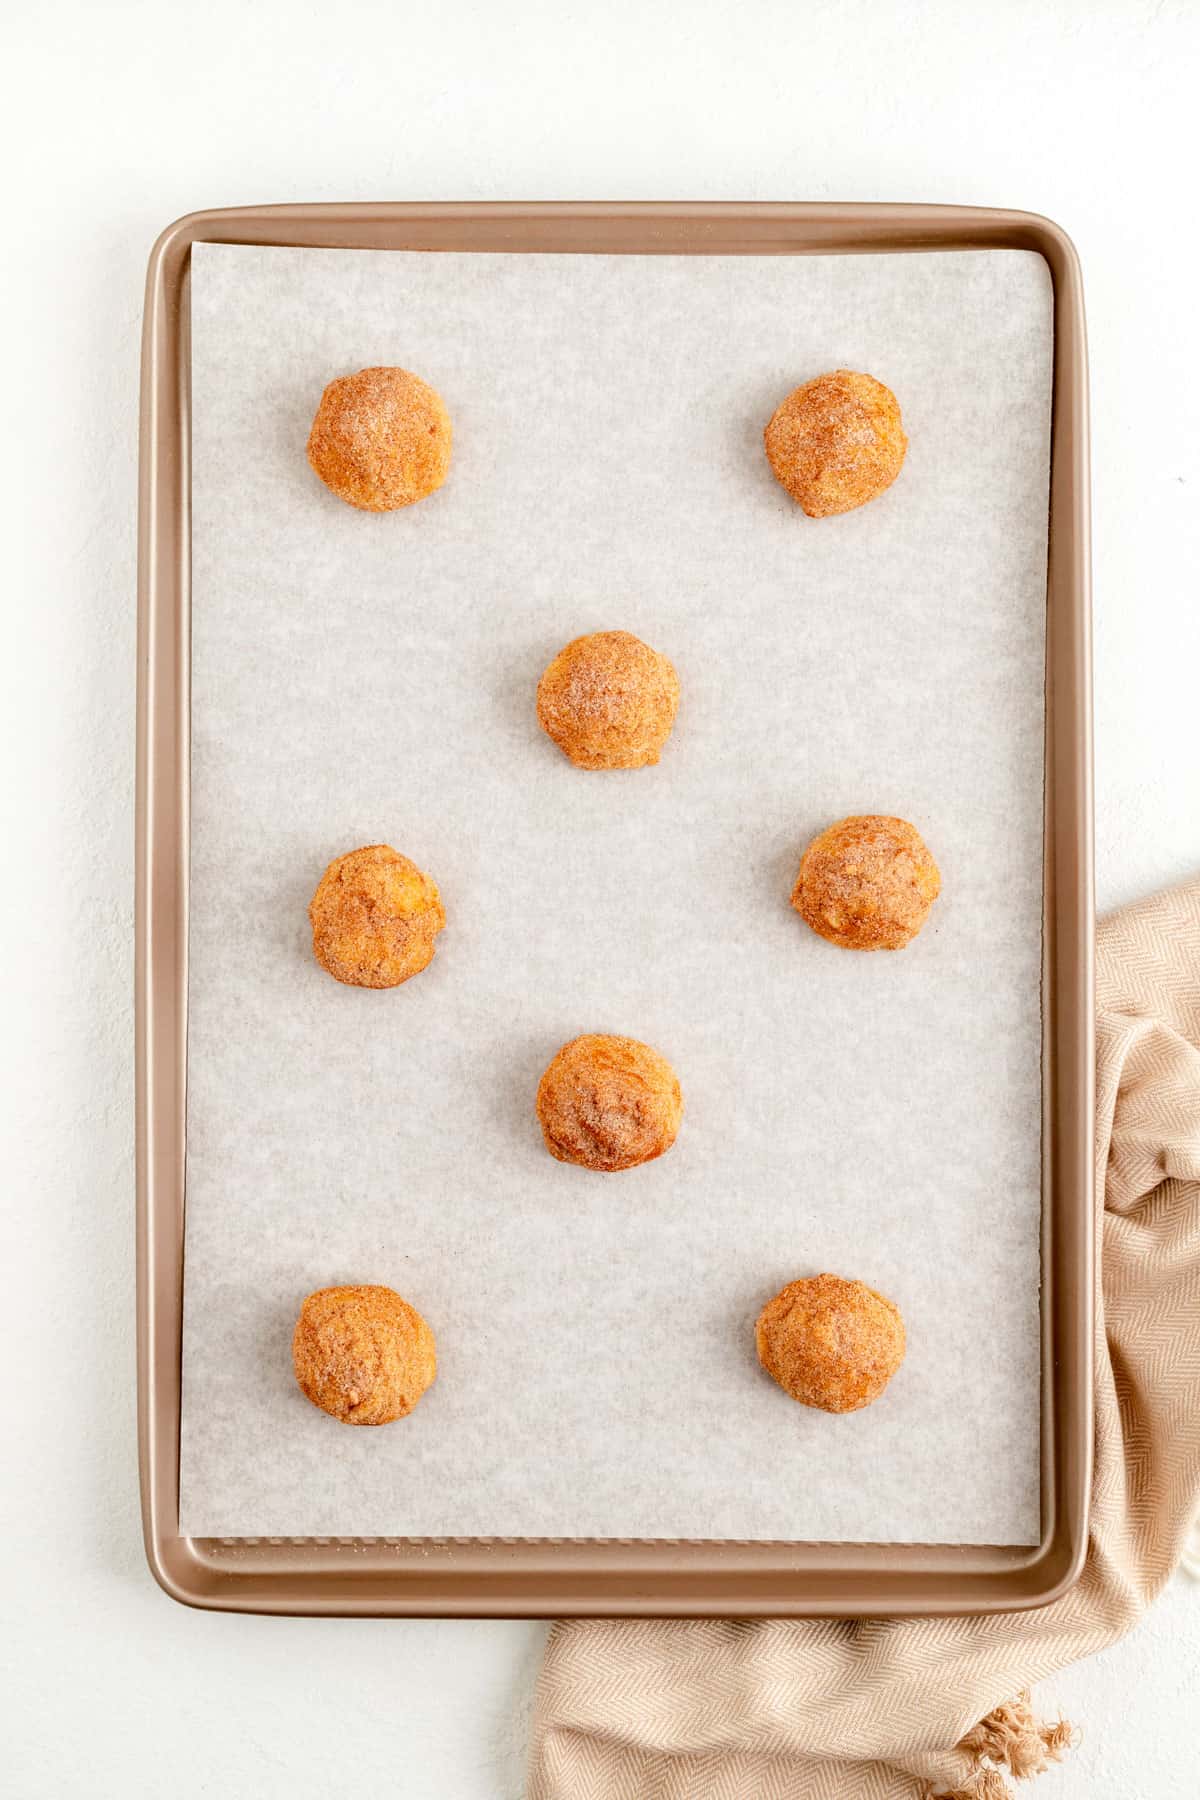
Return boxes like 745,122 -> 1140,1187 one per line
307,366 -> 451,511
292,1284 -> 436,1425
764,369 -> 906,517
536,1033 -> 683,1172
536,631 -> 679,770
756,1273 -> 906,1413
791,815 -> 940,951
309,844 -> 445,988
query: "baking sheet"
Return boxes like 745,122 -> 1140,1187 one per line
179,242 -> 1050,1543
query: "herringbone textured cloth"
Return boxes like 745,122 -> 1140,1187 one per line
530,878 -> 1200,1799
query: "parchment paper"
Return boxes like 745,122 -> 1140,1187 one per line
180,242 -> 1051,1543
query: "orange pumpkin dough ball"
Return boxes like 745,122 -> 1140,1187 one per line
309,844 -> 445,989
764,369 -> 907,518
536,631 -> 680,770
536,1033 -> 684,1172
756,1273 -> 906,1414
307,366 -> 451,511
292,1284 -> 437,1426
791,815 -> 940,951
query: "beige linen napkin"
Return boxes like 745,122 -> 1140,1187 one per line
530,878 -> 1200,1799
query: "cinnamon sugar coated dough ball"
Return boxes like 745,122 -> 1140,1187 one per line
764,370 -> 907,517
306,366 -> 452,511
536,631 -> 680,770
309,844 -> 445,988
792,815 -> 940,951
536,1034 -> 683,1172
292,1285 -> 436,1426
756,1274 -> 906,1414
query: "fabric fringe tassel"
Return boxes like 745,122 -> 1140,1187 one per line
929,1692 -> 1076,1798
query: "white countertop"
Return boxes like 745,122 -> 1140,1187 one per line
4,1 -> 1197,1793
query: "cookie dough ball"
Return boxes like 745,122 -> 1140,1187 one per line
536,1033 -> 683,1171
293,1284 -> 437,1426
764,370 -> 907,517
536,631 -> 680,770
309,843 -> 445,988
756,1273 -> 906,1413
307,366 -> 452,511
791,815 -> 940,951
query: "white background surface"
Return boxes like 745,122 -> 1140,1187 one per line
2,1 -> 1197,1794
